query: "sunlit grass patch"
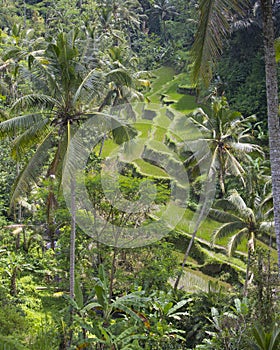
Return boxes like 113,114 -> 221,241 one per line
132,158 -> 169,178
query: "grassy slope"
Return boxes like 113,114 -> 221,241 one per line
143,67 -> 278,287
100,65 -> 278,291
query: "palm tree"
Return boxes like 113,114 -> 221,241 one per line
0,29 -> 136,304
211,190 -> 274,295
0,30 -> 105,305
97,45 -> 149,154
174,95 -> 262,291
0,30 -> 103,243
151,0 -> 178,41
95,0 -> 142,48
191,0 -> 280,271
110,0 -> 142,33
184,95 -> 263,196
99,45 -> 149,111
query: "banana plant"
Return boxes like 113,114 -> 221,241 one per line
147,291 -> 188,344
65,265 -> 150,347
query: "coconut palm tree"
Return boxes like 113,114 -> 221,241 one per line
174,95 -> 262,291
150,0 -> 178,41
211,190 -> 274,295
99,45 -> 149,111
191,0 -> 280,270
0,29 -> 132,303
0,30 -> 104,304
183,95 -> 263,196
0,29 -> 103,230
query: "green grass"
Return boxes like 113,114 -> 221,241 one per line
134,121 -> 153,138
100,139 -> 119,158
132,158 -> 170,178
147,66 -> 176,101
173,94 -> 198,113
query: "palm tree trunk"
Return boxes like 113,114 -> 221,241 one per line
218,149 -> 226,196
16,162 -> 21,251
174,229 -> 197,291
10,267 -> 18,296
243,248 -> 251,297
68,176 -> 76,348
70,176 -> 76,300
109,247 -> 117,300
260,0 -> 280,271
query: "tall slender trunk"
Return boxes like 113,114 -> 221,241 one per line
174,229 -> 198,291
218,148 -> 226,196
70,177 -> 76,300
10,267 -> 18,296
243,248 -> 252,297
15,162 -> 21,251
68,176 -> 76,349
260,0 -> 280,271
109,247 -> 117,301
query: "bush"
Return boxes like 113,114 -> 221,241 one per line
0,303 -> 28,336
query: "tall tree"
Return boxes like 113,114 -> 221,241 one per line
260,0 -> 280,271
192,0 -> 280,270
0,30 -> 102,246
211,190 -> 274,295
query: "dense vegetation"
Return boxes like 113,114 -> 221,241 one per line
0,0 -> 279,349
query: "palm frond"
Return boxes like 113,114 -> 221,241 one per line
10,132 -> 54,207
19,65 -> 52,95
212,220 -> 245,244
227,227 -> 249,256
191,0 -> 247,85
73,69 -> 104,105
0,113 -> 47,138
230,141 -> 263,155
259,221 -> 274,233
224,149 -> 245,183
111,120 -> 137,145
11,117 -> 51,159
209,208 -> 241,223
105,68 -> 133,87
10,94 -> 57,112
227,190 -> 248,213
213,198 -> 236,211
2,47 -> 45,62
47,131 -> 69,183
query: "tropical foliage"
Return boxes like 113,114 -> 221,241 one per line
0,0 -> 279,349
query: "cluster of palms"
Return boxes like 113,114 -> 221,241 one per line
0,0 -> 279,306
191,0 -> 280,273
0,27 -> 147,201
174,93 -> 275,292
0,23 -> 149,304
173,0 -> 280,293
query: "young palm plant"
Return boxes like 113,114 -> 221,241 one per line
210,190 -> 274,295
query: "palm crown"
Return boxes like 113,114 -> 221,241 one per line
184,95 -> 263,195
0,30 -> 104,205
211,190 -> 274,256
